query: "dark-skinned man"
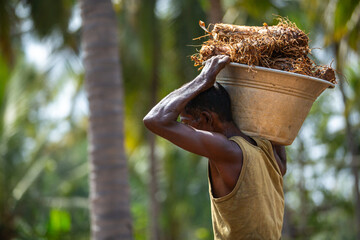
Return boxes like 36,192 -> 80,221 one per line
143,55 -> 287,240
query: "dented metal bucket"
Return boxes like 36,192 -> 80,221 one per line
216,63 -> 335,145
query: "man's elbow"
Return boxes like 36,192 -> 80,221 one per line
143,114 -> 164,132
143,114 -> 175,136
143,115 -> 155,130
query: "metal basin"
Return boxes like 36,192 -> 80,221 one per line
216,63 -> 335,145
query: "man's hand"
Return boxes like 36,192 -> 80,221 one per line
200,55 -> 230,88
143,54 -> 230,133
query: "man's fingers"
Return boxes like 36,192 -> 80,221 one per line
214,55 -> 230,70
221,55 -> 230,63
218,55 -> 230,66
201,55 -> 231,79
205,55 -> 230,67
215,55 -> 230,67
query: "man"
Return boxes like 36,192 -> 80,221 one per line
143,55 -> 287,239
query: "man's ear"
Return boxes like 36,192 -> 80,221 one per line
200,111 -> 212,125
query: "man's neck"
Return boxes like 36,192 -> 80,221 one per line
221,122 -> 257,146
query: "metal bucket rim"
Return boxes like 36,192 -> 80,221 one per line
227,62 -> 336,88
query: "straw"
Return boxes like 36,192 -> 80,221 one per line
191,18 -> 336,84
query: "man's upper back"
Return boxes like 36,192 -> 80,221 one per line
209,136 -> 284,240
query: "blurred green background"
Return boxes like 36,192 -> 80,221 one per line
1,0 -> 360,239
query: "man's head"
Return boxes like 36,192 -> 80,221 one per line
180,82 -> 233,131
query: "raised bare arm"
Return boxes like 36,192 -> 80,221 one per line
143,55 -> 239,160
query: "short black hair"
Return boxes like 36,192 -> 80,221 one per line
185,82 -> 233,122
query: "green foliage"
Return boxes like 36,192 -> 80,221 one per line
24,0 -> 74,38
47,209 -> 71,238
333,0 -> 359,41
160,143 -> 212,240
234,0 -> 274,19
0,55 -> 90,239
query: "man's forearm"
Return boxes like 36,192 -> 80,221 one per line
144,74 -> 209,124
143,55 -> 230,133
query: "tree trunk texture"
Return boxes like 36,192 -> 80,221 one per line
208,0 -> 223,23
335,42 -> 360,240
80,0 -> 133,239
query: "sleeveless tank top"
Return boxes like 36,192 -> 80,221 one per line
209,136 -> 284,240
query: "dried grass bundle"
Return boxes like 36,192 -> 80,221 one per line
191,18 -> 336,84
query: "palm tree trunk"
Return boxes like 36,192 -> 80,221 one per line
80,0 -> 132,239
335,42 -> 360,240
